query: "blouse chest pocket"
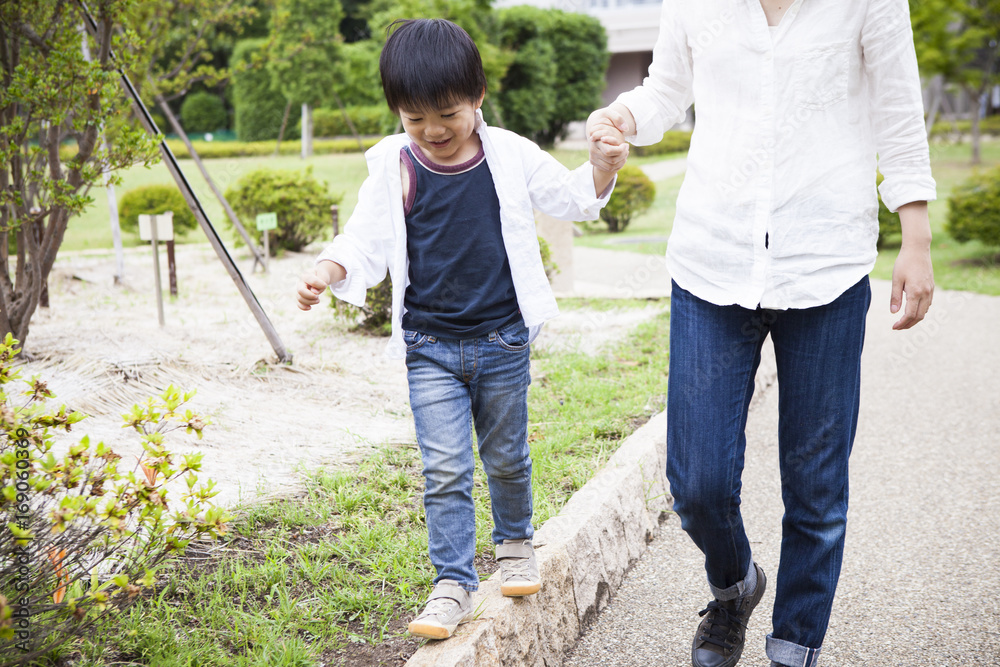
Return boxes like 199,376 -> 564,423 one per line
793,41 -> 850,111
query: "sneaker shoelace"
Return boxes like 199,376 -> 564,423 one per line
501,556 -> 533,580
418,596 -> 459,621
697,600 -> 748,650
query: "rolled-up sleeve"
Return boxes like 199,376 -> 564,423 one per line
615,0 -> 695,146
522,139 -> 615,221
862,0 -> 937,212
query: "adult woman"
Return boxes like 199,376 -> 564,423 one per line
587,1 -> 935,666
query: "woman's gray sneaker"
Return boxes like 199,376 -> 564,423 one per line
496,539 -> 541,596
407,580 -> 473,640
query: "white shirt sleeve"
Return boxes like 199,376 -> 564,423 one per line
615,0 -> 695,146
862,0 -> 937,212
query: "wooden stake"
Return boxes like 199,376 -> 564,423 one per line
150,215 -> 165,327
166,239 -> 177,297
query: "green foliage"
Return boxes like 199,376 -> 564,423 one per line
632,130 -> 693,157
311,105 -> 395,137
329,274 -> 393,336
179,92 -> 229,133
225,168 -> 342,254
930,115 -> 1000,138
268,0 -> 344,107
118,185 -> 199,237
497,6 -> 608,145
537,235 -> 558,283
876,173 -> 900,249
600,166 -> 656,233
332,40 -> 384,107
946,166 -> 1000,247
0,334 -> 227,664
0,0 -> 160,344
231,39 -> 296,142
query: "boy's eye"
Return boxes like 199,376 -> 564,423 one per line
406,117 -> 423,122
441,113 -> 456,118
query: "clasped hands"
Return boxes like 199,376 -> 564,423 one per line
587,103 -> 634,173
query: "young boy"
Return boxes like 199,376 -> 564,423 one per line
296,18 -> 627,640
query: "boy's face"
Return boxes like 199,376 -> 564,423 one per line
398,92 -> 485,165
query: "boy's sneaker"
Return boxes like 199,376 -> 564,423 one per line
691,563 -> 767,667
496,539 -> 541,596
407,580 -> 473,640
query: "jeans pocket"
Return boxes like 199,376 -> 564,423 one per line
403,329 -> 429,352
793,42 -> 849,111
496,320 -> 530,352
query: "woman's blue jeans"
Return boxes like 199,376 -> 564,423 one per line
404,318 -> 534,592
667,277 -> 870,665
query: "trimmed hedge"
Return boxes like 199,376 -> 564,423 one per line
118,184 -> 199,236
310,105 -> 395,138
599,165 -> 655,233
929,115 -> 1000,138
180,91 -> 228,133
946,166 -> 1000,248
632,130 -> 692,157
58,136 -> 382,162
224,167 -> 342,255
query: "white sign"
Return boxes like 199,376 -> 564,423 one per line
138,212 -> 174,242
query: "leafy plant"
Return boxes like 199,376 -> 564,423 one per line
225,167 -> 341,255
179,92 -> 229,133
599,166 -> 656,233
0,334 -> 227,665
876,172 -> 900,249
329,273 -> 393,336
946,166 -> 1000,248
118,185 -> 199,236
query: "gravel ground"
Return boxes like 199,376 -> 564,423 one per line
565,279 -> 1000,667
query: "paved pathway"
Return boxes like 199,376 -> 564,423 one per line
565,280 -> 1000,666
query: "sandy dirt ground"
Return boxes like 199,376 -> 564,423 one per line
22,241 -> 666,511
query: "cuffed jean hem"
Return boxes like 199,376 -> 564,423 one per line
710,559 -> 757,602
766,633 -> 821,667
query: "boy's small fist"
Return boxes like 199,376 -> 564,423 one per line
590,136 -> 629,173
296,270 -> 329,311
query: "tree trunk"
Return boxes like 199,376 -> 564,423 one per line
274,100 -> 292,157
924,74 -> 944,137
966,84 -> 984,165
330,89 -> 365,152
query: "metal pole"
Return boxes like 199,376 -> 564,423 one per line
330,204 -> 339,238
78,1 -> 291,363
166,239 -> 177,297
150,215 -> 165,327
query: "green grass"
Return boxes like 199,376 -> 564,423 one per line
579,140 -> 1000,295
54,303 -> 670,666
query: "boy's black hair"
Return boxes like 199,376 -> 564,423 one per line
380,19 -> 487,114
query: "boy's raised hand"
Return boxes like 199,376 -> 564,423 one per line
296,260 -> 346,311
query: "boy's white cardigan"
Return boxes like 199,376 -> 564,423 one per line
316,110 -> 614,358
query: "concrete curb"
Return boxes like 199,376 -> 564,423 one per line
404,341 -> 777,667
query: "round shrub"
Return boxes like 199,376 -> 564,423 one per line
600,165 -> 656,233
180,91 -> 228,133
946,166 -> 1000,248
224,167 -> 341,255
329,273 -> 393,336
118,184 -> 198,236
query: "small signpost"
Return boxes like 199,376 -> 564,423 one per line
138,211 -> 174,327
255,212 -> 277,273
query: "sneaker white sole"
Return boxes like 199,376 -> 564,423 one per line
500,580 -> 541,597
407,612 -> 472,640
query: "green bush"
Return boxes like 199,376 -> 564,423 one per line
231,39 -> 296,142
225,167 -> 341,255
329,272 -> 393,336
632,130 -> 693,157
600,165 -> 655,233
118,184 -> 199,236
0,334 -> 226,662
946,166 -> 1000,248
876,172 -> 900,249
310,105 -> 394,137
179,91 -> 228,133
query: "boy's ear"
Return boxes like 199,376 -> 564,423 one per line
475,87 -> 486,109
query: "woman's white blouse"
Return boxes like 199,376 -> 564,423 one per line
617,0 -> 937,310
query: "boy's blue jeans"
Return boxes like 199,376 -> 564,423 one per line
404,318 -> 534,592
667,277 -> 870,667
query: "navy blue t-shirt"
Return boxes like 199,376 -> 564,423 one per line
400,143 -> 521,338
